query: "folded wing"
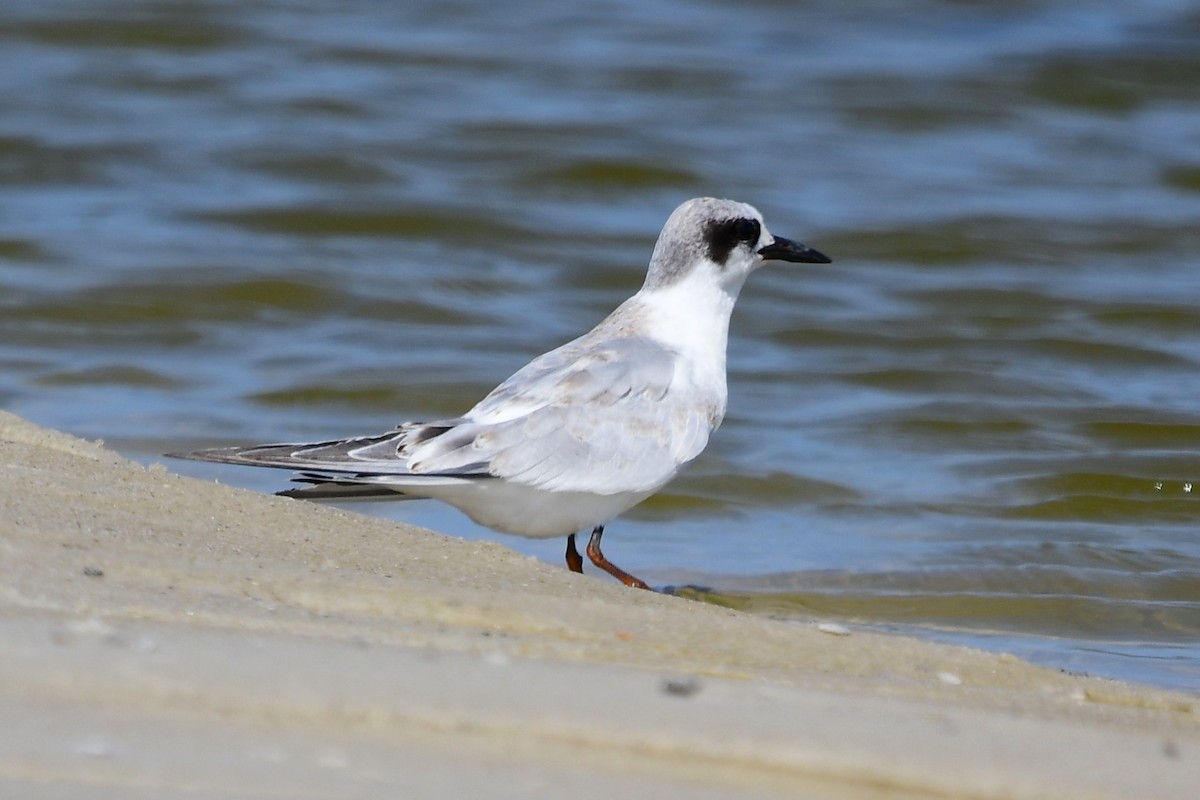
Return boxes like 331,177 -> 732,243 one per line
173,334 -> 714,497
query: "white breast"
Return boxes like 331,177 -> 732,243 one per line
633,266 -> 737,426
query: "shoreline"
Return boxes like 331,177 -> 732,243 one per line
1,409 -> 1196,798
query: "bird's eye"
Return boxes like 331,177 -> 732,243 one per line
733,218 -> 760,244
702,216 -> 763,264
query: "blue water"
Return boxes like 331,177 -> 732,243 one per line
1,0 -> 1198,693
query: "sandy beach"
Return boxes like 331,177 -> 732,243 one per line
0,409 -> 1196,798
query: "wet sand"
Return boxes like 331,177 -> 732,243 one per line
1,409 -> 1196,798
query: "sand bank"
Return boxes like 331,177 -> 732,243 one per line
0,410 -> 1196,798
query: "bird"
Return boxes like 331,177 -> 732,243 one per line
169,197 -> 831,590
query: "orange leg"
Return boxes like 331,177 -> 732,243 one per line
585,526 -> 651,590
565,533 -> 584,573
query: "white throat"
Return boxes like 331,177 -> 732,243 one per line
636,266 -> 739,351
631,263 -> 743,418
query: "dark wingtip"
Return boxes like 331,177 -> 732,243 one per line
163,447 -> 245,464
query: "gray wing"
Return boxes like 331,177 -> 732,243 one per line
171,334 -> 717,496
401,334 -> 717,494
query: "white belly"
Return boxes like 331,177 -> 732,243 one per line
410,479 -> 656,539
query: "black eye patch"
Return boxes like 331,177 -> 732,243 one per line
703,217 -> 761,264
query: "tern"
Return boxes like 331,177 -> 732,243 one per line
170,197 -> 831,589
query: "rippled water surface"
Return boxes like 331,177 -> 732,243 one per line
2,0 -> 1199,691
